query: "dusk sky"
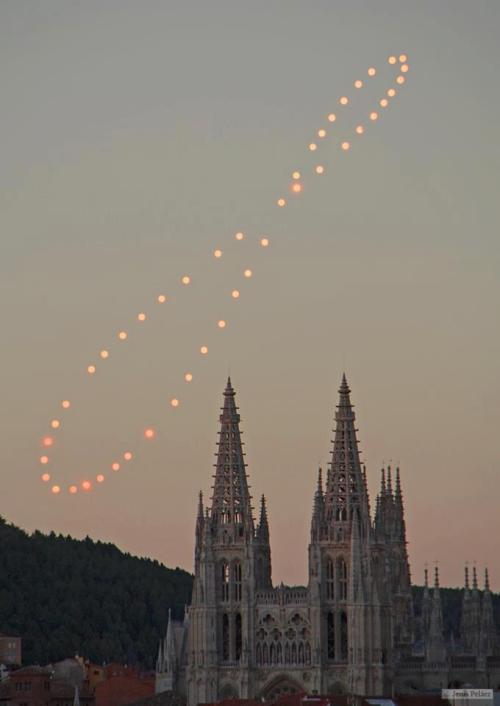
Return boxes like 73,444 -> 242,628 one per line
1,1 -> 499,588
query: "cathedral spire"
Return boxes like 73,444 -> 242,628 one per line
257,494 -> 270,543
210,378 -> 254,542
480,567 -> 497,656
324,374 -> 369,534
425,564 -> 446,662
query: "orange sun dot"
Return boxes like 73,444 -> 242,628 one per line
61,400 -> 70,409
318,129 -> 326,138
370,112 -> 378,121
112,462 -> 120,471
396,75 -> 405,85
181,275 -> 191,285
118,331 -> 128,341
214,249 -> 223,258
380,99 -> 389,108
43,436 -> 54,448
82,480 -> 92,491
368,67 -> 376,76
40,455 -> 49,465
144,428 -> 155,440
244,269 -> 253,278
341,141 -> 350,151
96,474 -> 105,483
231,289 -> 240,299
401,64 -> 409,73
42,473 -> 50,482
137,312 -> 146,322
200,345 -> 208,355
356,125 -> 365,135
327,113 -> 336,122
87,365 -> 96,374
388,88 -> 396,97
100,349 -> 109,359
277,198 -> 286,207
291,182 -> 302,193
308,143 -> 317,151
315,165 -> 325,174
399,54 -> 408,63
260,237 -> 269,247
171,398 -> 180,407
388,56 -> 397,64
51,485 -> 60,494
184,373 -> 193,382
157,294 -> 167,303
235,232 -> 244,241
217,320 -> 227,329
123,451 -> 133,461
339,96 -> 349,105
51,419 -> 60,429
354,80 -> 363,88
69,485 -> 78,494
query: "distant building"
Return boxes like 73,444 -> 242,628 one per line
156,376 -> 500,703
0,633 -> 21,666
0,665 -> 94,706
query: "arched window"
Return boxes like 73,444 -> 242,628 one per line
291,643 -> 297,664
326,557 -> 334,600
277,643 -> 283,664
305,642 -> 311,665
233,561 -> 242,602
263,643 -> 269,664
270,643 -> 276,664
285,643 -> 290,664
256,643 -> 262,665
327,611 -> 335,660
221,562 -> 230,602
337,558 -> 347,600
340,611 -> 348,660
298,642 -> 304,664
222,614 -> 230,661
235,613 -> 242,660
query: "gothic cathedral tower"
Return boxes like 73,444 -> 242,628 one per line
187,378 -> 271,705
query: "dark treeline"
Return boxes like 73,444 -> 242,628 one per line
0,516 -> 192,667
1,517 -> 499,667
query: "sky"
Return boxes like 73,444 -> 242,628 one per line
1,0 -> 499,590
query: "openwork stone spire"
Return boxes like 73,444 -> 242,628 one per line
210,377 -> 254,541
324,374 -> 369,531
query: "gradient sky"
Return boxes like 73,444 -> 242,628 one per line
1,1 -> 499,590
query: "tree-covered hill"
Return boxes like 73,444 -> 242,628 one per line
0,516 -> 192,667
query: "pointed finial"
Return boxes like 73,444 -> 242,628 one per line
424,562 -> 429,587
473,565 -> 478,590
317,466 -> 323,493
395,466 -> 401,491
381,467 -> 386,493
465,564 -> 470,590
434,563 -> 440,588
197,491 -> 204,517
224,376 -> 234,395
387,466 -> 393,495
485,567 -> 490,592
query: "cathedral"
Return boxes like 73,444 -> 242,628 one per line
156,375 -> 500,703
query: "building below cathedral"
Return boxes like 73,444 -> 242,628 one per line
156,375 -> 500,703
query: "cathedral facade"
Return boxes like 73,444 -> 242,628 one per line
156,376 -> 500,703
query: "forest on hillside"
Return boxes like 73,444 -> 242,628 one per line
0,517 -> 192,666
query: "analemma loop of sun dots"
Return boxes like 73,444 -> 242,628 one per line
39,53 -> 410,496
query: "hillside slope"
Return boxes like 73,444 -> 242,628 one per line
0,516 -> 192,666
